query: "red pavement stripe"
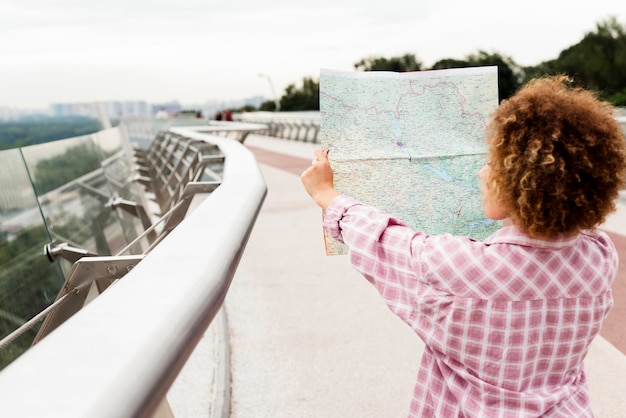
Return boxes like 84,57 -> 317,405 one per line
248,145 -> 626,356
246,145 -> 311,176
600,230 -> 626,355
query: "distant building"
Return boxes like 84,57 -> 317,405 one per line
49,101 -> 152,119
50,102 -> 97,118
2,95 -> 271,122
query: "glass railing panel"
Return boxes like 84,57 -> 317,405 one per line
92,128 -> 148,253
196,167 -> 224,183
172,141 -> 188,162
20,135 -> 126,276
119,118 -> 173,150
0,148 -> 65,369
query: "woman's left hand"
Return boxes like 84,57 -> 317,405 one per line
301,149 -> 340,210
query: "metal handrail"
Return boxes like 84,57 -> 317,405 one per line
235,110 -> 321,143
0,127 -> 267,417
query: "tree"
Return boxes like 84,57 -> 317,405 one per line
259,100 -> 278,112
352,51 -> 523,101
278,77 -> 320,111
33,142 -> 103,194
0,224 -> 64,370
354,53 -> 423,72
535,16 -> 626,105
272,16 -> 626,110
428,58 -> 468,69
431,51 -> 524,101
0,117 -> 101,150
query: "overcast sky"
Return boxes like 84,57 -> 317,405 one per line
0,0 -> 624,109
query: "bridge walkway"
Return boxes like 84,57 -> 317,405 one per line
224,134 -> 626,417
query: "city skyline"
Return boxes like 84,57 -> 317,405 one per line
1,0 -> 624,109
0,95 -> 267,121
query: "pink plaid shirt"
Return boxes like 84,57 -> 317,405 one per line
324,195 -> 617,418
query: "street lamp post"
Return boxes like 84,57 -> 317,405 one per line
258,73 -> 280,112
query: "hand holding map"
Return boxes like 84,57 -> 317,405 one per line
301,149 -> 339,210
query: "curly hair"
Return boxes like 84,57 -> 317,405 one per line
486,75 -> 626,238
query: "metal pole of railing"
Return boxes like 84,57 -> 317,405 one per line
236,111 -> 321,143
0,289 -> 80,350
0,128 -> 267,418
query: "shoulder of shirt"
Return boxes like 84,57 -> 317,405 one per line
484,225 -> 613,250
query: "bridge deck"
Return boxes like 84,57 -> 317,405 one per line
221,134 -> 626,417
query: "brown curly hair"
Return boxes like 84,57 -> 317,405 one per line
486,75 -> 626,238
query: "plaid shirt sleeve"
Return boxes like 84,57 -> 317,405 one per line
324,195 -> 431,321
323,195 -> 617,418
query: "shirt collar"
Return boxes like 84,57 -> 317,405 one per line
483,225 -> 581,250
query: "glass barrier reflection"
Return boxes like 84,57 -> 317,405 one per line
0,148 -> 65,369
0,127 -> 147,369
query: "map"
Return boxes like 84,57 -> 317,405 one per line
320,66 -> 502,255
